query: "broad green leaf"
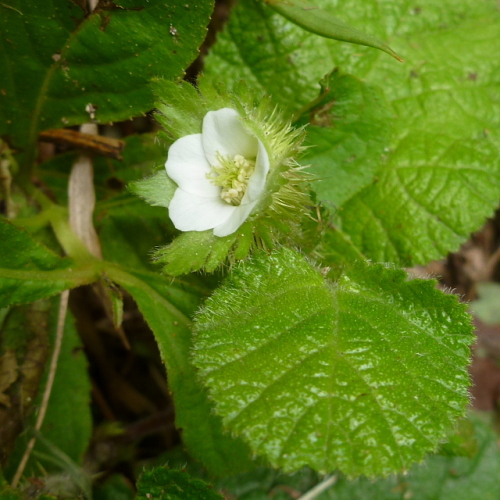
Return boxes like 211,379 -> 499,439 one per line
0,218 -> 97,308
265,0 -> 401,61
136,467 -> 223,500
300,72 -> 394,207
206,0 -> 500,266
333,131 -> 500,266
318,416 -> 500,500
4,304 -> 92,481
0,0 -> 213,169
105,264 -> 256,476
330,6 -> 500,266
192,248 -> 473,476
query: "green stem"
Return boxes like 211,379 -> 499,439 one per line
18,180 -> 96,264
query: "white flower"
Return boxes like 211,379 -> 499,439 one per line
166,108 -> 270,237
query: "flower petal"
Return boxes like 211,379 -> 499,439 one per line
213,200 -> 258,237
169,188 -> 236,232
165,134 -> 220,197
202,108 -> 258,166
241,138 -> 270,204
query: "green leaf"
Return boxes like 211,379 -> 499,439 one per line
136,467 -> 223,500
300,72 -> 394,207
333,132 -> 500,266
4,303 -> 92,481
0,0 -> 213,169
192,248 -> 474,476
326,3 -> 500,266
129,171 -> 177,210
106,265 -> 256,476
0,218 -> 97,308
265,0 -> 401,61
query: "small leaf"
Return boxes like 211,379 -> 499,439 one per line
265,0 -> 401,61
104,281 -> 124,329
153,79 -> 208,141
192,248 -> 474,476
129,171 -> 177,210
136,467 -> 223,500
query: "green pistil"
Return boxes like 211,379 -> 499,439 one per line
207,154 -> 256,205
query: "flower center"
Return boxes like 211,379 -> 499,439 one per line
207,153 -> 256,206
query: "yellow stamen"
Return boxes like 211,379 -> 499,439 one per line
207,153 -> 256,205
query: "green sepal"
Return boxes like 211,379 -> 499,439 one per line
154,231 -> 237,276
264,0 -> 402,61
129,171 -> 177,209
232,222 -> 254,260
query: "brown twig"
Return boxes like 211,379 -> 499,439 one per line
11,289 -> 70,488
39,129 -> 124,160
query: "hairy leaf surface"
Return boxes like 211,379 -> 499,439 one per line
192,249 -> 473,476
136,467 -> 223,500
